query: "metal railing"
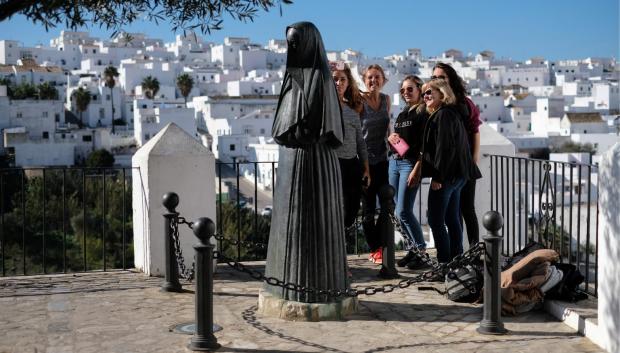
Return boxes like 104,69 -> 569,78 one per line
0,166 -> 136,277
487,154 -> 598,297
215,160 -> 276,261
215,160 -> 433,261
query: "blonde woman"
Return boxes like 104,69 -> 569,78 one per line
360,64 -> 390,264
419,79 -> 479,264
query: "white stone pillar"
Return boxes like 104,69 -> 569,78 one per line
472,124 -> 516,248
597,142 -> 620,353
132,123 -> 216,276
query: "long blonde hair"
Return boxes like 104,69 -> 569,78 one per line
426,79 -> 457,107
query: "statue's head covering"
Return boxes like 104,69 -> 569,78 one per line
272,21 -> 343,148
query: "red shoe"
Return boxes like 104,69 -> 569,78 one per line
371,248 -> 383,264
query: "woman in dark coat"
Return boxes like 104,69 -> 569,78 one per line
419,79 -> 480,264
265,22 -> 349,303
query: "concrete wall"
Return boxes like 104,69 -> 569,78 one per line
597,142 -> 620,353
132,122 -> 216,276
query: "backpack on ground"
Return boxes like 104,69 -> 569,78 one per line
544,263 -> 588,302
445,263 -> 483,303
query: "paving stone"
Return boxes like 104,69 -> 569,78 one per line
0,256 -> 605,353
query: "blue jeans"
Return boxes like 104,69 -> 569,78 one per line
388,158 -> 426,250
428,178 -> 466,263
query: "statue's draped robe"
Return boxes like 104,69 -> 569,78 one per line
265,22 -> 348,303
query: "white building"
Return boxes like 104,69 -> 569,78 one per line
502,67 -> 549,87
133,99 -> 197,146
560,112 -> 608,136
530,97 -> 565,136
192,95 -> 276,161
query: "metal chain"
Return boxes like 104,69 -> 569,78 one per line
214,242 -> 486,297
171,216 -> 195,282
213,233 -> 268,250
387,212 -> 442,270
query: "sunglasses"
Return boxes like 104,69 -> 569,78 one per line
400,86 -> 415,94
423,89 -> 433,97
430,75 -> 446,80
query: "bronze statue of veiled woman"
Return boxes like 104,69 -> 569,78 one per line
265,21 -> 349,303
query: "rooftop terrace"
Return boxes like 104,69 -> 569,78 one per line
0,253 -> 602,353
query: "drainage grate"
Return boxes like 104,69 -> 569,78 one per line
169,322 -> 223,335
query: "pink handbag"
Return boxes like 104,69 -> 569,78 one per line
389,138 -> 409,157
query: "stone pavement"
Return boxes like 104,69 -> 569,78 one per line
0,253 -> 603,353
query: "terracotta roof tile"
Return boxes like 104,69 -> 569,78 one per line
565,112 -> 604,123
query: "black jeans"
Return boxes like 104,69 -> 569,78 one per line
338,157 -> 363,228
460,178 -> 479,246
362,160 -> 389,251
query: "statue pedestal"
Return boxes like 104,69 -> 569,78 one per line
257,289 -> 357,321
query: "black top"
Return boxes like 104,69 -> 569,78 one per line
392,103 -> 428,162
272,22 -> 344,148
421,105 -> 481,183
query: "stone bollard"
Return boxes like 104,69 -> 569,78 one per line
188,217 -> 220,351
478,210 -> 507,335
162,192 -> 182,292
378,185 -> 399,279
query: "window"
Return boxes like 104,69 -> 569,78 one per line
55,113 -> 60,122
507,78 -> 511,82
16,112 -> 22,118
42,131 -> 49,139
229,144 -> 236,151
583,130 -> 587,134
92,95 -> 97,101
484,104 -> 487,109
106,94 -> 111,101
260,128 -> 265,134
145,134 -> 150,141
82,135 -> 92,142
42,111 -> 48,117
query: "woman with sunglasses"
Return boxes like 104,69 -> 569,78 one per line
432,63 -> 482,248
387,75 -> 429,269
419,79 -> 479,264
360,64 -> 391,264
330,61 -> 370,243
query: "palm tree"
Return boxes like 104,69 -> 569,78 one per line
176,73 -> 194,104
141,75 -> 159,99
37,82 -> 59,100
72,87 -> 91,127
103,66 -> 119,133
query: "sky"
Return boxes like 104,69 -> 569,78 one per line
0,0 -> 618,61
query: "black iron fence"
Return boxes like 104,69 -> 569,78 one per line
214,160 -> 433,261
0,167 -> 135,277
487,154 -> 598,297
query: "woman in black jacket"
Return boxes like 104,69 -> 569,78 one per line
418,79 -> 479,264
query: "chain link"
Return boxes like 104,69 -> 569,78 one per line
213,233 -> 268,250
171,209 -> 485,296
214,242 -> 486,297
387,212 -> 443,270
170,216 -> 195,282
